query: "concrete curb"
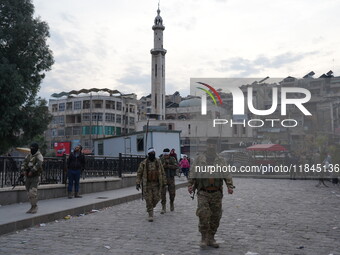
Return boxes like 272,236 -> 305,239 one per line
0,181 -> 188,236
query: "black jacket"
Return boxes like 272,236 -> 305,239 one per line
67,152 -> 85,170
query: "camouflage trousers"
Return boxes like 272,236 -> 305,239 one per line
196,190 -> 223,235
161,177 -> 176,205
144,182 -> 161,212
25,176 -> 39,206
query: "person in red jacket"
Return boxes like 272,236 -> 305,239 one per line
179,156 -> 190,179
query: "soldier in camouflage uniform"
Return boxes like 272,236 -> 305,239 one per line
21,143 -> 44,214
160,148 -> 178,214
136,148 -> 166,222
188,138 -> 234,248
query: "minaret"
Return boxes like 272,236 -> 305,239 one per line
150,6 -> 166,120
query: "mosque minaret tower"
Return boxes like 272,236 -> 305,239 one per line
150,6 -> 166,120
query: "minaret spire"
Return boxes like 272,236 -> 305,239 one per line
150,5 -> 166,120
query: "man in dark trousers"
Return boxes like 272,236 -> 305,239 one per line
21,143 -> 44,213
188,138 -> 235,248
136,148 -> 166,222
160,148 -> 178,213
67,145 -> 85,198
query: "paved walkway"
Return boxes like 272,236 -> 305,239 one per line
0,178 -> 339,255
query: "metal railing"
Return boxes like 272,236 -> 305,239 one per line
0,154 -> 145,188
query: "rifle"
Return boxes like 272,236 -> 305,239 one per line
190,189 -> 196,200
12,172 -> 25,189
190,181 -> 197,200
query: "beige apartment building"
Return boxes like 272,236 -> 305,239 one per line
46,89 -> 137,154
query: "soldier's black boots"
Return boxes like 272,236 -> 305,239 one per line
74,192 -> 82,198
26,205 -> 34,213
161,204 -> 166,214
27,205 -> 38,214
208,234 -> 219,248
30,205 -> 38,214
199,233 -> 208,248
68,192 -> 73,199
170,201 -> 174,211
148,211 -> 154,222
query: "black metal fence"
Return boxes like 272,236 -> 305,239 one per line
0,154 -> 145,188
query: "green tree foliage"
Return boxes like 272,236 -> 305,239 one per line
0,0 -> 54,153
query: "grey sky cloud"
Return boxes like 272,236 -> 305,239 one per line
32,0 -> 340,100
117,67 -> 150,86
218,51 -> 319,76
60,12 -> 76,24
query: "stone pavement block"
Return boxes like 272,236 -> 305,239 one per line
0,178 -> 339,255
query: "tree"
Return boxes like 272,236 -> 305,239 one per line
0,0 -> 54,153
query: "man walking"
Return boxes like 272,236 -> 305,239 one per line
136,148 -> 166,222
67,144 -> 85,198
21,143 -> 44,214
188,138 -> 234,248
160,148 -> 178,214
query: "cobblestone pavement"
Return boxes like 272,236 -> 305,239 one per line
0,178 -> 339,255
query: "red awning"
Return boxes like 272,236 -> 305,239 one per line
246,144 -> 287,151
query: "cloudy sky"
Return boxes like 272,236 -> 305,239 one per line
33,0 -> 340,100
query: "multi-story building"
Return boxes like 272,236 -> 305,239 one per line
46,88 -> 137,154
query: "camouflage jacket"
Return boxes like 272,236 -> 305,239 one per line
188,153 -> 234,191
136,158 -> 166,188
21,151 -> 44,177
160,156 -> 178,178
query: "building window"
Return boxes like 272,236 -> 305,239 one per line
65,127 -> 72,136
104,126 -> 115,135
155,64 -> 157,77
95,102 -> 102,108
57,129 -> 65,136
98,142 -> 104,155
52,116 -> 64,124
105,113 -> 115,122
66,102 -> 72,110
117,102 -> 122,111
82,113 -> 90,121
82,126 -> 90,135
92,113 -> 103,122
116,114 -> 121,123
129,117 -> 135,125
52,104 -> 58,112
84,140 -> 91,148
73,126 -> 81,135
51,129 -> 57,137
74,101 -> 81,110
233,125 -> 238,135
83,100 -> 90,109
129,105 -> 135,113
137,135 -> 144,151
155,93 -> 157,108
58,103 -> 65,112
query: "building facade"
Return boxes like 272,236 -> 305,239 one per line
93,130 -> 181,158
46,89 -> 137,154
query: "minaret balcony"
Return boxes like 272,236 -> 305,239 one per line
151,48 -> 167,56
152,24 -> 165,30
